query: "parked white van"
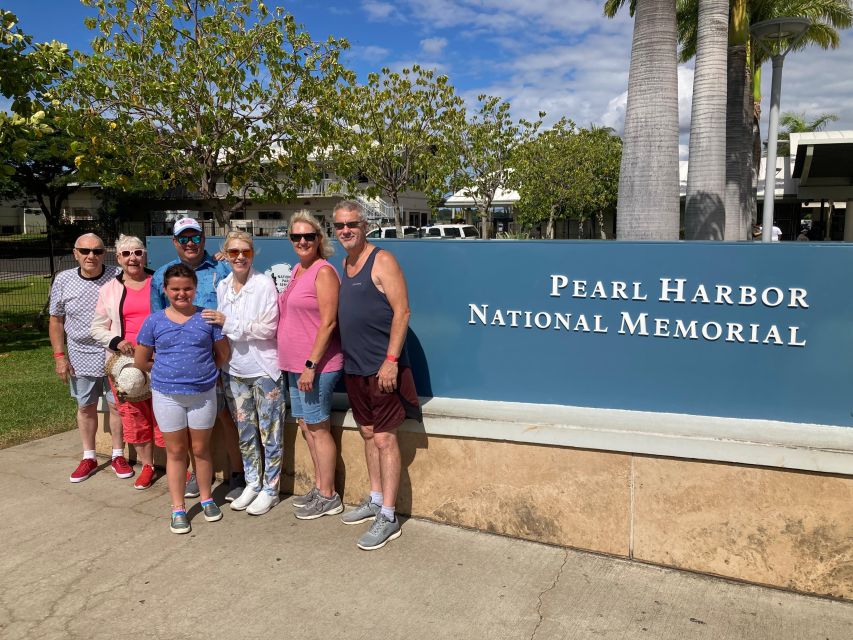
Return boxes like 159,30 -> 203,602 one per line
366,226 -> 420,239
420,224 -> 479,239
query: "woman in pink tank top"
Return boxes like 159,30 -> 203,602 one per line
277,211 -> 345,519
91,234 -> 163,490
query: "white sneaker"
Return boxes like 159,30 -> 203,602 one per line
230,486 -> 260,511
247,491 -> 280,516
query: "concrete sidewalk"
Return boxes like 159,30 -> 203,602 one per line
1,431 -> 851,640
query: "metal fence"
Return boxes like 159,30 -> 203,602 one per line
0,223 -> 125,328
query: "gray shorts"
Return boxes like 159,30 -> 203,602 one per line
69,375 -> 107,408
152,388 -> 218,431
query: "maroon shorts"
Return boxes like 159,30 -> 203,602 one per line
344,366 -> 421,433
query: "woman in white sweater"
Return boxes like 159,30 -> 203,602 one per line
201,231 -> 282,516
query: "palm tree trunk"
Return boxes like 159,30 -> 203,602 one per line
684,0 -> 728,240
616,0 -> 680,240
723,0 -> 752,240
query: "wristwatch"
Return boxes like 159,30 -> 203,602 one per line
305,359 -> 317,370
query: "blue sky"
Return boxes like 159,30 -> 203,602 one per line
5,1 -> 853,159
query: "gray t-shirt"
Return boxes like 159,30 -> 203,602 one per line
49,266 -> 120,377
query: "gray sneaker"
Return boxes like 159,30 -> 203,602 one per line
295,492 -> 344,520
357,513 -> 401,550
291,486 -> 319,508
224,472 -> 246,502
184,472 -> 200,498
170,510 -> 191,535
202,500 -> 223,522
341,496 -> 381,525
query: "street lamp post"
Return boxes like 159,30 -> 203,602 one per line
750,17 -> 810,243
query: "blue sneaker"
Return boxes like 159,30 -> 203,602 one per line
357,513 -> 401,550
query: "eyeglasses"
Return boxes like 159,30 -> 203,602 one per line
225,248 -> 254,259
176,235 -> 202,245
333,221 -> 362,230
120,249 -> 145,258
75,247 -> 105,256
290,233 -> 318,242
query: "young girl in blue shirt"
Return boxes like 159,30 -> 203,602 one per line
135,264 -> 231,534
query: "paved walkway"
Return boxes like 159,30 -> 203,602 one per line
1,431 -> 851,640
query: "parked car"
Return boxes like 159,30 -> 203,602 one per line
366,226 -> 420,239
272,225 -> 288,237
420,224 -> 480,239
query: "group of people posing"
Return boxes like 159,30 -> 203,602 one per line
49,200 -> 420,550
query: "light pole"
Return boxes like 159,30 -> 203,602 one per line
750,17 -> 810,243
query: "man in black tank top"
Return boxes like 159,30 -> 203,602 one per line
333,200 -> 421,551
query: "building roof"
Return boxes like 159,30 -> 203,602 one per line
791,131 -> 853,201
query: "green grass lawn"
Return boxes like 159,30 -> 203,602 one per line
0,275 -> 51,328
0,328 -> 77,449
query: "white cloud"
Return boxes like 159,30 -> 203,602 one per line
349,44 -> 391,62
420,37 -> 448,56
361,1 -> 396,21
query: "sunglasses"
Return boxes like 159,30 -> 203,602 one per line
120,249 -> 145,258
290,233 -> 318,242
176,235 -> 202,245
75,247 -> 105,256
225,248 -> 254,259
333,221 -> 362,230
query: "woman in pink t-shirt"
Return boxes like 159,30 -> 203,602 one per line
278,211 -> 344,520
92,234 -> 163,490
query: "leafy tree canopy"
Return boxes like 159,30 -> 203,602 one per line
0,10 -> 72,164
510,120 -> 622,239
63,0 -> 352,228
450,95 -> 542,238
330,64 -> 464,234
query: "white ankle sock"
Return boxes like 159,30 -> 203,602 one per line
380,506 -> 395,521
111,448 -> 124,459
370,491 -> 383,505
83,450 -> 96,460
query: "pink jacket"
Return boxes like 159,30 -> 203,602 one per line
91,270 -> 153,354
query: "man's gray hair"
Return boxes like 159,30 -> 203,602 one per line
75,232 -> 104,248
333,199 -> 367,222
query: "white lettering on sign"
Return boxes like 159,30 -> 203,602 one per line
469,275 -> 809,348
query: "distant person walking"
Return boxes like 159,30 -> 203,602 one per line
91,234 -> 164,490
49,233 -> 129,483
333,200 -> 421,550
203,231 -> 283,517
135,264 -> 230,534
151,218 -> 244,501
277,211 -> 344,521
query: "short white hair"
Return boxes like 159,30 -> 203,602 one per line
115,234 -> 144,253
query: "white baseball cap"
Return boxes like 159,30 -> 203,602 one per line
173,217 -> 203,236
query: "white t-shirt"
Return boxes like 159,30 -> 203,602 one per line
771,226 -> 782,242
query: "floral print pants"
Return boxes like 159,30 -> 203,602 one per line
222,373 -> 283,496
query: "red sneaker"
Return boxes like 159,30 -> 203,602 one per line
111,455 -> 134,479
70,458 -> 98,483
134,464 -> 156,490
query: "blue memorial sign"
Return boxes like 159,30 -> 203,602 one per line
147,237 -> 853,428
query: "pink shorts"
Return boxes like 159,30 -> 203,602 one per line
108,378 -> 165,447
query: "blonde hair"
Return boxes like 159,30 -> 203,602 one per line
222,230 -> 254,253
115,234 -> 144,253
290,210 -> 334,259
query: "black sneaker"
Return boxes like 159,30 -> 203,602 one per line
224,472 -> 245,503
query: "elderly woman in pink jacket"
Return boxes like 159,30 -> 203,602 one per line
91,234 -> 163,490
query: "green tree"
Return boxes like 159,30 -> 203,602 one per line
511,120 -> 621,239
604,0 -> 681,240
450,96 -> 542,239
64,0 -> 351,229
0,10 -> 72,164
331,65 -> 464,236
777,110 -> 838,156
